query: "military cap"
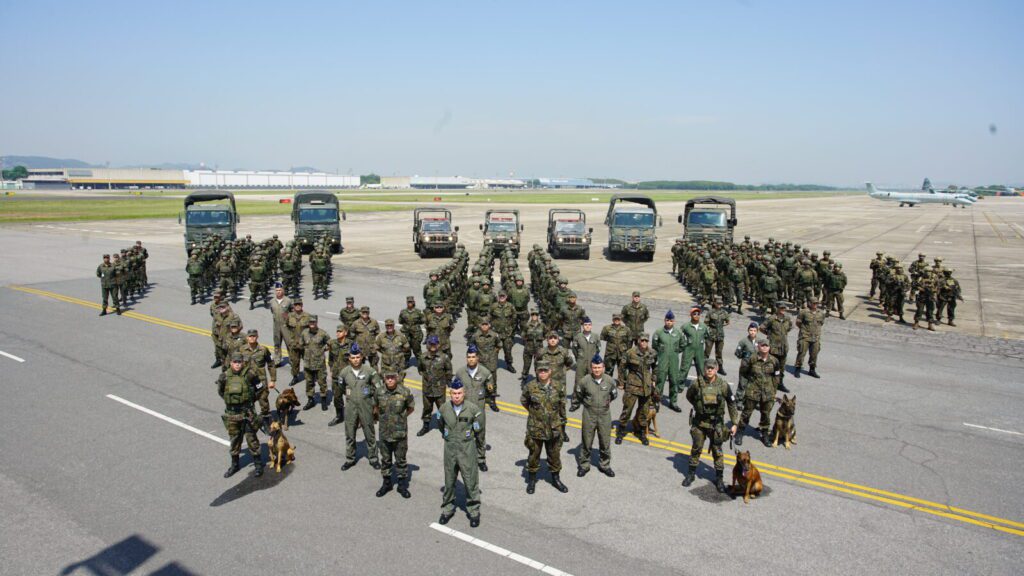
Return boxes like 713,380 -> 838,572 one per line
427,335 -> 440,346
835,262 -> 843,268
943,268 -> 952,274
359,305 -> 370,312
471,277 -> 481,284
336,323 -> 347,332
876,251 -> 884,256
557,276 -> 568,284
823,250 -> 831,256
756,337 -> 769,346
498,291 -> 508,297
546,331 -> 559,339
591,353 -> 604,364
934,257 -> 943,262
479,317 -> 491,324
776,300 -> 789,309
612,312 -> 622,320
536,360 -> 551,371
383,369 -> 399,378
293,298 -> 303,305
713,295 -> 723,303
449,376 -> 464,390
229,319 -> 241,328
748,321 -> 759,330
567,291 -> 577,299
102,254 -> 110,258
308,314 -> 318,323
247,328 -> 259,336
638,332 -> 651,341
406,296 -> 416,302
582,316 -> 592,324
230,353 -> 244,362
430,270 -> 439,277
433,301 -> 444,308
665,310 -> 675,320
467,344 -> 479,354
632,290 -> 641,297
350,343 -> 362,355
808,297 -> 819,304
705,358 -> 719,369
346,296 -> 354,303
530,308 -> 539,315
384,318 -> 395,325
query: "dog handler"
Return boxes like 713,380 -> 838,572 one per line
681,359 -> 737,493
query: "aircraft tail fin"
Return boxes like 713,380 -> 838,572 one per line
866,182 -> 878,195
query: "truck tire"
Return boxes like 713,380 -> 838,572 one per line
582,248 -> 590,260
551,245 -> 560,259
419,245 -> 428,259
645,252 -> 655,262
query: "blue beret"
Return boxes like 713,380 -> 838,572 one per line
350,343 -> 361,355
665,310 -> 675,320
591,353 -> 604,364
467,344 -> 479,355
748,322 -> 759,329
449,376 -> 464,390
274,281 -> 283,288
582,316 -> 592,324
427,335 -> 440,345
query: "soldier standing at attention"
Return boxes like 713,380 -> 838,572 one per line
936,269 -> 963,326
339,296 -> 361,327
416,336 -> 452,436
794,297 -> 825,378
338,344 -> 382,471
680,306 -> 708,388
327,324 -> 353,427
399,296 -> 425,367
375,319 -> 410,381
237,328 -> 276,433
569,317 -> 601,409
704,296 -> 730,375
575,354 -> 617,478
601,312 -> 632,379
736,338 -> 780,447
300,315 -> 331,410
733,322 -> 759,399
352,306 -> 381,367
616,333 -> 658,446
621,291 -> 650,342
913,268 -> 938,331
869,251 -> 884,300
520,308 -> 546,383
212,303 -> 240,369
489,291 -> 518,373
424,302 -> 455,359
827,262 -> 847,319
97,254 -> 120,316
536,332 -> 575,442
437,377 -> 483,528
522,362 -> 569,494
455,346 -> 494,472
374,370 -> 415,498
285,299 -> 310,386
471,318 -> 501,410
186,254 -> 204,305
761,301 -> 793,393
651,310 -> 684,412
218,353 -> 264,478
681,359 -> 737,492
269,283 -> 292,366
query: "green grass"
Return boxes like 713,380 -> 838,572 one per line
0,198 -> 405,223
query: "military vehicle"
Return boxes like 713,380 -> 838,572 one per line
180,191 -> 238,254
546,208 -> 592,259
479,209 -> 523,256
413,207 -> 459,257
678,196 -> 737,242
605,194 -> 661,261
292,191 -> 345,254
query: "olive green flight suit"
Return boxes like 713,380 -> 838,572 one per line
439,399 -> 484,518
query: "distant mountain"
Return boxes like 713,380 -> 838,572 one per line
121,162 -> 207,170
1,155 -> 95,169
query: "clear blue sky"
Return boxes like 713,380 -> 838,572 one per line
1,0 -> 1020,186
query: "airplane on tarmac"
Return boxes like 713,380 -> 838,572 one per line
866,180 -> 975,208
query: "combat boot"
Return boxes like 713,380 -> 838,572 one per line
254,456 -> 265,478
761,431 -> 773,447
778,381 -> 791,393
415,422 -> 431,436
99,308 -> 107,316
224,456 -> 240,478
302,397 -> 316,411
912,321 -> 919,330
668,402 -> 682,413
718,367 -> 727,376
489,399 -> 500,413
808,368 -> 820,379
376,477 -> 393,498
190,296 -> 197,305
927,322 -> 936,332
115,307 -> 123,315
321,396 -> 329,411
639,431 -> 650,446
249,300 -> 255,310
615,427 -> 625,445
211,358 -> 222,369
261,415 -> 271,434
551,473 -> 569,493
948,320 -> 956,327
734,431 -> 744,446
794,368 -> 801,379
561,426 -> 570,443
328,408 -> 344,427
714,470 -> 728,493
397,478 -> 410,499
526,473 -> 537,494
682,466 -> 697,487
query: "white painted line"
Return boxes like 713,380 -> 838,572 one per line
428,522 -> 572,576
0,350 -> 25,363
322,311 -> 339,316
964,423 -> 1024,437
106,394 -> 230,446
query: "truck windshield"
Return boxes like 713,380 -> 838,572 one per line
186,210 -> 231,226
421,220 -> 451,232
612,212 -> 654,227
555,221 -> 585,234
298,208 -> 338,223
688,212 -> 726,226
487,221 -> 517,232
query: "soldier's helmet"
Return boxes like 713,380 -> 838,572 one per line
823,250 -> 831,256
835,262 -> 843,268
744,235 -> 750,240
768,264 -> 777,271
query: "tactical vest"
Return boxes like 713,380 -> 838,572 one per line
223,372 -> 252,406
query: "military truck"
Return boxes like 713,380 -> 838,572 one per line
180,191 -> 238,254
292,191 -> 345,254
479,209 -> 523,256
546,208 -> 593,259
678,196 -> 737,243
604,194 -> 661,261
413,207 -> 459,258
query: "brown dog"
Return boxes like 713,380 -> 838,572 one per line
731,450 -> 763,503
631,398 -> 660,439
268,421 -> 295,473
770,394 -> 797,449
275,388 -> 301,430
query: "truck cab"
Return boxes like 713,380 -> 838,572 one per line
479,209 -> 523,257
678,196 -> 737,243
180,191 -> 238,254
292,191 -> 345,254
413,207 -> 459,258
604,194 -> 661,261
546,208 -> 592,259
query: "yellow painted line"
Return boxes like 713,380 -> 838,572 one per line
7,284 -> 1024,537
982,212 -> 1006,243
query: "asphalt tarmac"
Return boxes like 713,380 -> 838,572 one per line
0,216 -> 1022,576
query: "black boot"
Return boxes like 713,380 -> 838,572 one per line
526,472 -> 537,494
261,415 -> 271,435
376,477 -> 393,497
190,296 -> 196,305
341,460 -> 356,471
682,465 -> 696,487
778,380 -> 791,393
439,511 -> 454,525
211,359 -> 222,369
254,456 -> 265,478
808,368 -> 820,379
668,402 -> 682,413
397,478 -> 410,498
615,428 -> 625,445
303,397 -> 316,411
561,426 -> 570,443
551,473 -> 569,493
735,430 -> 744,446
507,363 -> 516,374
489,399 -> 500,413
714,470 -> 728,493
794,369 -> 802,379
761,431 -> 773,447
224,456 -> 240,478
328,407 -> 344,426
719,367 -> 727,376
321,396 -> 329,411
639,431 -> 650,446
99,308 -> 107,316
416,422 -> 431,436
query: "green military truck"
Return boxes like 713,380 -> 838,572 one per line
479,209 -> 523,256
546,208 -> 593,259
605,194 -> 661,261
180,191 -> 238,254
678,196 -> 737,243
292,191 -> 345,254
413,207 -> 459,258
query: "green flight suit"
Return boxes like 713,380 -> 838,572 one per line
575,373 -> 617,472
338,363 -> 382,465
455,364 -> 494,465
651,325 -> 684,403
681,321 -> 708,384
439,399 -> 484,519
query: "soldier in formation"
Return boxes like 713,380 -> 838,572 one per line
437,377 -> 483,528
575,354 -> 617,478
522,361 -> 569,494
373,370 -> 415,498
681,359 -> 737,492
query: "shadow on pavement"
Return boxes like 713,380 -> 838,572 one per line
60,534 -> 198,576
210,463 -> 294,507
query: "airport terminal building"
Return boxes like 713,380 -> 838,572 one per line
23,168 -> 359,189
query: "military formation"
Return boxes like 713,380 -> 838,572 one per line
95,241 -> 150,315
869,252 -> 963,330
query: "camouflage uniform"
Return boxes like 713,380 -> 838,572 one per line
217,358 -> 263,476
374,380 -> 415,484
737,351 -> 780,445
522,368 -> 568,490
616,340 -> 657,443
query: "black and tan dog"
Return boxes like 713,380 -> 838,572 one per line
631,398 -> 660,440
731,450 -> 763,504
268,421 -> 295,473
769,394 -> 797,450
276,388 -> 301,430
